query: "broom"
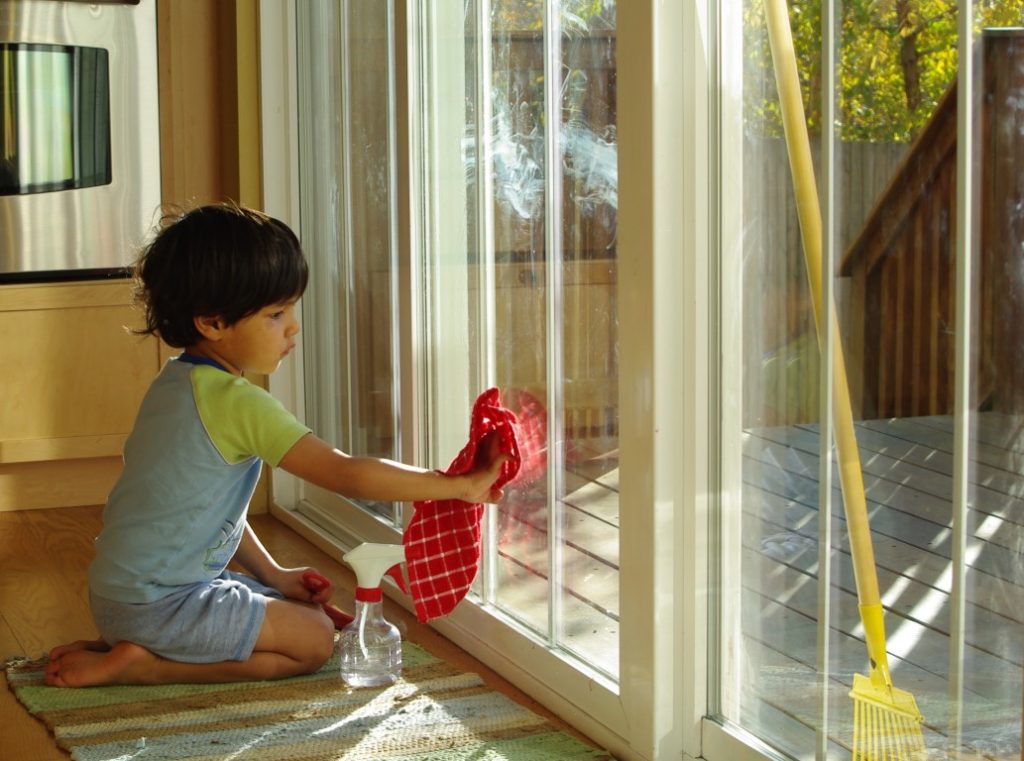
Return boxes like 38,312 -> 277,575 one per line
761,0 -> 926,758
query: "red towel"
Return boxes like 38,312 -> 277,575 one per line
403,388 -> 522,623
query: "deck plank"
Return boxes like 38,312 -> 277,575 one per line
859,417 -> 1024,482
744,440 -> 1024,583
741,414 -> 1024,758
746,484 -> 1024,625
752,424 -> 1024,528
742,545 -> 1021,697
744,507 -> 1023,667
914,413 -> 1024,455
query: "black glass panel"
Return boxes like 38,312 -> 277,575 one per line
0,43 -> 111,196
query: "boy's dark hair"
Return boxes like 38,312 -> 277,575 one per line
134,203 -> 308,348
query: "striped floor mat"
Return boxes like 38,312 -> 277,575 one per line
5,642 -> 611,760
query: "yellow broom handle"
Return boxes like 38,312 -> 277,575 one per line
762,0 -> 881,611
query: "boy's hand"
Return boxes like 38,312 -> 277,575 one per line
455,433 -> 511,504
264,566 -> 326,603
299,569 -> 334,604
301,570 -> 355,629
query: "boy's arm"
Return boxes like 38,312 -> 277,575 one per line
277,432 -> 507,505
233,522 -> 332,604
232,522 -> 285,587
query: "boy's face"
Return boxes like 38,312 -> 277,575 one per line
195,300 -> 300,376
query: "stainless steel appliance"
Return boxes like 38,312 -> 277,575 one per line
0,0 -> 160,281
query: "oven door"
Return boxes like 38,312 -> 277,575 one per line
0,0 -> 159,281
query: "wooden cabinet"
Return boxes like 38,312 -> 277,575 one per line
0,281 -> 168,510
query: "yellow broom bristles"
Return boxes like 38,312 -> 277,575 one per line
850,673 -> 927,760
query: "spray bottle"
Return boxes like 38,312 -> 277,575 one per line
339,542 -> 406,687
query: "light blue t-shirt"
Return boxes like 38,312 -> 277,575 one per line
89,357 -> 311,604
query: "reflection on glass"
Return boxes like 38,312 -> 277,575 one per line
726,1 -> 1024,759
463,0 -> 619,678
0,44 -> 110,196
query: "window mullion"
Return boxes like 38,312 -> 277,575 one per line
339,2 -> 356,455
543,0 -> 566,650
397,0 -> 426,526
475,0 -> 499,605
948,0 -> 975,749
816,1 -> 836,758
411,1 -> 473,471
383,0 -> 403,527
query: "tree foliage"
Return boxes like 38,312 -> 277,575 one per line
491,0 -> 615,33
744,0 -> 1024,142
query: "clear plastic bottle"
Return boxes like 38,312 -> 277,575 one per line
339,591 -> 402,687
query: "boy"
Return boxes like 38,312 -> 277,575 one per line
45,204 -> 507,687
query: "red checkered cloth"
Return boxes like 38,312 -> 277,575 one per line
402,388 -> 522,623
504,388 -> 547,486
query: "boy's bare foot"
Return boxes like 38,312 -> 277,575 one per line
45,640 -> 156,687
47,638 -> 109,661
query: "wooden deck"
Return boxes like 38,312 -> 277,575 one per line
743,413 -> 1024,760
483,413 -> 1023,759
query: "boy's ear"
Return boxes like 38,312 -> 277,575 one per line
193,314 -> 226,341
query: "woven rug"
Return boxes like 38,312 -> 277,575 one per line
5,642 -> 612,761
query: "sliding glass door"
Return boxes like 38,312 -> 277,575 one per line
409,0 -> 620,681
712,0 -> 1024,759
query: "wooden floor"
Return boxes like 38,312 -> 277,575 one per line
742,413 -> 1024,761
0,505 -> 596,761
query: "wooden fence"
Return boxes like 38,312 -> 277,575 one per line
743,137 -> 907,426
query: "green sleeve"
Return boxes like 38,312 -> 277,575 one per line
191,366 -> 312,466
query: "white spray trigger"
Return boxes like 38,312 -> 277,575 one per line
343,542 -> 406,594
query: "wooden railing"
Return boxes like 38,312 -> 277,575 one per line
840,29 -> 1024,419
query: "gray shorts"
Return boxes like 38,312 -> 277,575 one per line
90,571 -> 284,664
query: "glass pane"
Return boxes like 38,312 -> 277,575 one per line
724,0 -> 826,755
961,19 -> 1024,761
720,1 -> 1024,759
343,4 -> 398,463
297,1 -> 399,525
552,0 -> 618,675
836,8 -> 1024,761
480,0 -> 619,677
481,0 -> 552,640
425,0 -> 619,680
833,2 -> 961,759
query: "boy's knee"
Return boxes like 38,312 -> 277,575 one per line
301,613 -> 335,672
315,628 -> 335,666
